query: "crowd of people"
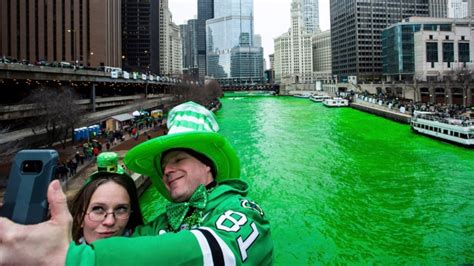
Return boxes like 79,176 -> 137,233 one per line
348,91 -> 472,120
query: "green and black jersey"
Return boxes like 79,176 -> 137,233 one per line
66,180 -> 273,265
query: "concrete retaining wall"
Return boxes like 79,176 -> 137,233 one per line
350,102 -> 411,124
131,173 -> 151,196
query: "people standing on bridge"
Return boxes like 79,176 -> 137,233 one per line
0,101 -> 273,265
69,152 -> 143,244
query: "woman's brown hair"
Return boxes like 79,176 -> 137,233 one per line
69,174 -> 144,243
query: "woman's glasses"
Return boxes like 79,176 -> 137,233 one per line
86,207 -> 131,222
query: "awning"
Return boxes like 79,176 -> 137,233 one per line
110,113 -> 135,122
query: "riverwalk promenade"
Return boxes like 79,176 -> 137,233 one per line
61,125 -> 165,199
350,98 -> 412,124
0,125 -> 163,205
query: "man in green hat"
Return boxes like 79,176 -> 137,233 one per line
0,102 -> 273,265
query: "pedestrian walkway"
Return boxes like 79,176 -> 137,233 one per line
63,125 -> 166,196
0,125 -> 166,204
350,100 -> 411,124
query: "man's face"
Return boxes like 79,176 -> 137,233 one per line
161,150 -> 213,202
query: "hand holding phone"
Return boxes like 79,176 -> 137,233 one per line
0,149 -> 58,224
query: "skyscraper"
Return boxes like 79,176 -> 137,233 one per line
206,0 -> 263,85
159,0 -> 182,76
274,0 -> 314,84
122,0 -> 160,74
180,19 -> 199,79
470,0 -> 474,17
330,0 -> 430,82
301,0 -> 320,34
197,0 -> 214,81
312,30 -> 332,82
429,0 -> 448,17
0,0 -> 121,68
448,0 -> 470,18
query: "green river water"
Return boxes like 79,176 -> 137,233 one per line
140,96 -> 473,265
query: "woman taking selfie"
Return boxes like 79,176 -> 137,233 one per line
69,152 -> 144,244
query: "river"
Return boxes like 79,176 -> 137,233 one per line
140,96 -> 474,264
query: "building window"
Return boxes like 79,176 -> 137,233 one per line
429,35 -> 433,40
458,43 -> 470,63
426,42 -> 438,62
442,42 -> 454,63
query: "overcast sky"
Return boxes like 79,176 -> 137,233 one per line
168,0 -> 330,63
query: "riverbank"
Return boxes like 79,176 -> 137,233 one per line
350,101 -> 411,124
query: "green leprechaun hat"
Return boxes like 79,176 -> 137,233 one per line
85,152 -> 129,185
124,101 -> 240,200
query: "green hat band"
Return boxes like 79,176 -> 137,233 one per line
167,101 -> 219,134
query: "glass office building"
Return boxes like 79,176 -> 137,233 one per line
301,0 -> 320,34
206,0 -> 263,85
382,17 -> 472,82
382,24 -> 422,80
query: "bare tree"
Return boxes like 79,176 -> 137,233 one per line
449,67 -> 474,106
205,80 -> 223,100
450,67 -> 474,83
164,80 -> 223,109
22,87 -> 83,149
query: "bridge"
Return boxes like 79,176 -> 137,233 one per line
0,63 -> 183,104
221,83 -> 280,94
0,64 -> 186,145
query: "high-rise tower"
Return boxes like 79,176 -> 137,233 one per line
180,19 -> 199,80
448,0 -> 470,18
206,0 -> 263,85
330,0 -> 430,82
301,0 -> 320,34
197,0 -> 214,81
429,0 -> 448,17
122,0 -> 160,74
159,0 -> 182,77
0,0 -> 121,68
274,0 -> 314,84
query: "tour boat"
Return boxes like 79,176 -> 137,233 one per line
309,95 -> 332,102
411,111 -> 474,147
322,97 -> 349,107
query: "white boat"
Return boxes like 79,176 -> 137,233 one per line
293,93 -> 312,98
322,97 -> 349,107
411,111 -> 474,147
309,95 -> 332,102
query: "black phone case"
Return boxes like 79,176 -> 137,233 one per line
0,149 -> 58,224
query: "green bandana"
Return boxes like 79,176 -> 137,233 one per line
166,184 -> 208,231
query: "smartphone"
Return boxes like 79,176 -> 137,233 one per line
0,149 -> 58,224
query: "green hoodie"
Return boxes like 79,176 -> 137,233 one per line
66,180 -> 273,265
